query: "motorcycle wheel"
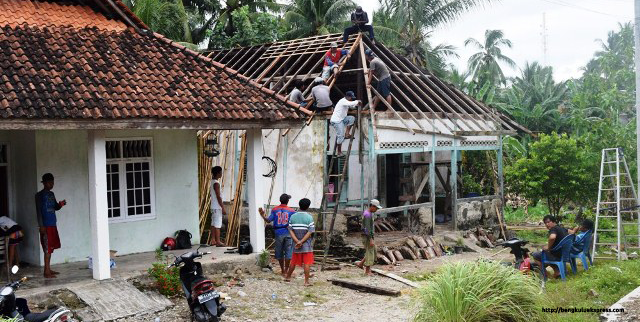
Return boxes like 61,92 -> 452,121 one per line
192,306 -> 219,322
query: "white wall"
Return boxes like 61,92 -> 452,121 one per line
19,129 -> 200,265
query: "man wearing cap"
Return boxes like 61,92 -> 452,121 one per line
35,173 -> 66,278
310,77 -> 333,112
331,91 -> 361,157
259,194 -> 296,277
365,49 -> 392,110
356,199 -> 382,276
322,42 -> 349,80
343,6 -> 375,44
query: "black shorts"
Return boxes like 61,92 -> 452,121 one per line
377,77 -> 391,97
532,250 -> 560,262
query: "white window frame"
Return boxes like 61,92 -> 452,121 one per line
106,137 -> 156,223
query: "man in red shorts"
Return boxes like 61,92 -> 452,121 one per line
284,198 -> 315,286
35,173 -> 66,278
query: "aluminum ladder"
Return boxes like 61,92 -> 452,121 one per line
592,148 -> 640,262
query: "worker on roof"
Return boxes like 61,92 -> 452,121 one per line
331,91 -> 361,157
289,80 -> 307,107
309,77 -> 333,112
322,42 -> 349,81
342,6 -> 375,45
365,49 -> 392,110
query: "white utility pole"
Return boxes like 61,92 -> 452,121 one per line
635,0 -> 640,194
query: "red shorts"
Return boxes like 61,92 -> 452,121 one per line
290,252 -> 314,267
40,226 -> 61,254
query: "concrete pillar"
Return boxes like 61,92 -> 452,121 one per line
246,129 -> 265,253
430,135 -> 436,234
87,130 -> 110,280
451,147 -> 458,231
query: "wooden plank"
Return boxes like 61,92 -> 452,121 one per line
457,195 -> 500,203
375,201 -> 434,215
414,173 -> 430,202
328,279 -> 401,296
371,268 -> 419,288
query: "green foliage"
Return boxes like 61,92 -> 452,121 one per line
465,29 -> 516,86
544,259 -> 640,322
148,251 -> 181,296
413,261 -> 548,322
504,203 -> 550,224
282,0 -> 356,39
460,151 -> 496,196
0,318 -> 20,322
257,249 -> 270,268
208,6 -> 280,49
506,133 -> 593,216
124,0 -> 193,43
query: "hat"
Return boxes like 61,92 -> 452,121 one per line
370,199 -> 383,209
279,193 -> 292,204
41,173 -> 54,183
356,6 -> 363,12
365,49 -> 375,57
345,91 -> 356,99
314,77 -> 324,84
330,42 -> 338,48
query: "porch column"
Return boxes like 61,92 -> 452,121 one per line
88,130 -> 110,280
246,129 -> 266,252
430,135 -> 436,234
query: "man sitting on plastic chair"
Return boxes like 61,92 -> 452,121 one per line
568,219 -> 594,273
531,215 -> 569,279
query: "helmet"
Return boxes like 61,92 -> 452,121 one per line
162,237 -> 177,251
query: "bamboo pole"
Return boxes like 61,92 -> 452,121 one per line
225,133 -> 248,247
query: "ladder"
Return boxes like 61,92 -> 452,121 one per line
320,108 -> 359,269
592,148 -> 640,262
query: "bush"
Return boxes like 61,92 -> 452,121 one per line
414,261 -> 548,322
148,248 -> 181,296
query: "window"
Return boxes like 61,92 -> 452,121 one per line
106,139 -> 155,222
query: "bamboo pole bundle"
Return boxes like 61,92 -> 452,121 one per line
225,132 -> 248,247
197,130 -> 213,241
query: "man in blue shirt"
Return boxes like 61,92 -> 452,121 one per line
568,218 -> 594,254
259,194 -> 296,277
35,173 -> 66,278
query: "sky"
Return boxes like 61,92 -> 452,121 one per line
358,0 -> 634,81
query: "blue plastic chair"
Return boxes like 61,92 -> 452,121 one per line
541,234 -> 575,281
569,230 -> 593,273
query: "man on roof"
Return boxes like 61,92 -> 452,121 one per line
331,91 -> 361,157
365,49 -> 392,110
309,77 -> 333,112
343,6 -> 375,44
322,42 -> 349,81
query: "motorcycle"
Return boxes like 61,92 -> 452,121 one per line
0,266 -> 73,322
500,238 -> 545,289
170,245 -> 226,322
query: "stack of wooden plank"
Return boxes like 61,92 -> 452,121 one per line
376,235 -> 444,265
374,217 -> 399,232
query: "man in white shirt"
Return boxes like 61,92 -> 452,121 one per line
331,91 -> 361,156
210,166 -> 226,246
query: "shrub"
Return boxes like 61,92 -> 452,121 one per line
148,248 -> 181,296
414,261 -> 548,322
257,249 -> 270,268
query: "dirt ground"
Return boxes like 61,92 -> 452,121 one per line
118,251 -> 496,322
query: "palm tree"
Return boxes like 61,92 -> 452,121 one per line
282,0 -> 356,39
218,0 -> 281,37
373,0 -> 494,72
124,0 -> 192,43
465,29 -> 516,86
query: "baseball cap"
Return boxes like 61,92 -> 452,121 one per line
365,49 -> 375,57
314,77 -> 324,83
330,42 -> 338,48
41,173 -> 54,182
345,91 -> 356,99
279,193 -> 292,204
370,199 -> 383,209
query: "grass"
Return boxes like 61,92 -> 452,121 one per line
505,204 -> 550,224
413,261 -> 548,322
544,259 -> 640,321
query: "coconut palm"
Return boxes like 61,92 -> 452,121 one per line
465,29 -> 516,86
124,0 -> 192,43
218,0 -> 281,37
282,0 -> 357,39
373,0 -> 494,72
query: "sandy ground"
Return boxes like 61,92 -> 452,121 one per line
118,251 -> 497,322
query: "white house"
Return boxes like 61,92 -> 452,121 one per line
0,0 -> 308,280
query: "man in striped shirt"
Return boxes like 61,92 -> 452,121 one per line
285,198 -> 315,286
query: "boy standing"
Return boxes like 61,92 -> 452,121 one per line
259,194 -> 296,277
357,199 -> 382,276
210,166 -> 226,247
285,198 -> 315,286
35,173 -> 66,278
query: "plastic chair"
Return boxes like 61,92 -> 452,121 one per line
569,230 -> 593,274
541,234 -> 575,281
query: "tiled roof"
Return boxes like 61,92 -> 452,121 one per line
0,0 -> 308,123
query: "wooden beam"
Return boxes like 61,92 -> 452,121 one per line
358,38 -> 378,140
371,268 -> 419,288
376,125 -> 462,139
457,195 -> 500,203
376,201 -> 434,215
370,86 -> 415,135
414,173 -> 430,202
328,279 -> 401,296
